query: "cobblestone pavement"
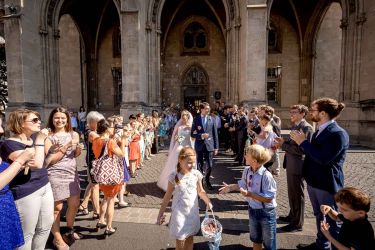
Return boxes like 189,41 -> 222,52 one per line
65,147 -> 375,249
77,147 -> 375,221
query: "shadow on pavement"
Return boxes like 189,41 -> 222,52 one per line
127,181 -> 165,199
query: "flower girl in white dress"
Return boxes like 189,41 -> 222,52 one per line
157,110 -> 195,192
157,147 -> 212,250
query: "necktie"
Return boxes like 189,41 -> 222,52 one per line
203,116 -> 207,129
312,129 -> 319,141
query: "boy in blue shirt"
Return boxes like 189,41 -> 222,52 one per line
219,144 -> 277,250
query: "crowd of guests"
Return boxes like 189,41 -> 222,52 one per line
0,97 -> 374,250
0,107 -> 165,250
154,99 -> 373,250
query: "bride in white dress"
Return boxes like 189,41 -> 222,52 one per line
157,110 -> 194,192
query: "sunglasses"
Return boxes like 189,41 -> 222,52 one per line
25,117 -> 41,124
248,174 -> 253,188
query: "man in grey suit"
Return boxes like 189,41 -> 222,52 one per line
275,104 -> 313,232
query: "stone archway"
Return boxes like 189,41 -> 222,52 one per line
148,0 -> 240,105
40,0 -> 122,114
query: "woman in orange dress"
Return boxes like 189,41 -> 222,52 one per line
128,120 -> 141,177
92,118 -> 127,237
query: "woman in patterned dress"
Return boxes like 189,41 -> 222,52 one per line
45,107 -> 83,249
92,118 -> 126,237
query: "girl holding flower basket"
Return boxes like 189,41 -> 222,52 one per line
157,146 -> 212,250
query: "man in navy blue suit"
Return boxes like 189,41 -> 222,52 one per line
191,102 -> 219,190
290,98 -> 349,250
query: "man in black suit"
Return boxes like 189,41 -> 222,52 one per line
275,104 -> 313,232
191,102 -> 219,190
235,107 -> 249,165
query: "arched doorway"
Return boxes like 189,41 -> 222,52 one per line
43,0 -> 122,114
182,64 -> 208,110
159,0 -> 227,108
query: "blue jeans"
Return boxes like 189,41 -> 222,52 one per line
79,121 -> 86,133
307,185 -> 341,250
248,207 -> 277,250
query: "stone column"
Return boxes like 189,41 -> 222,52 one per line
4,1 -> 46,116
146,21 -> 161,107
239,0 -> 268,106
120,4 -> 149,120
341,9 -> 366,102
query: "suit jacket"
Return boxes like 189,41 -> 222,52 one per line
191,115 -> 219,152
300,121 -> 349,194
282,119 -> 314,175
235,115 -> 249,134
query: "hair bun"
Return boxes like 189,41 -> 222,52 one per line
337,102 -> 345,111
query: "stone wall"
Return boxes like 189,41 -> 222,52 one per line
359,1 -> 375,102
312,2 -> 342,100
5,0 -> 44,104
268,14 -> 300,108
161,15 -> 226,107
357,0 -> 375,147
59,14 -> 82,110
98,26 -> 121,111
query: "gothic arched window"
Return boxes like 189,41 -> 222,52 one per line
183,65 -> 207,85
182,22 -> 209,55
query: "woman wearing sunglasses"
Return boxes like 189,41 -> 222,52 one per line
0,109 -> 54,250
0,116 -> 36,250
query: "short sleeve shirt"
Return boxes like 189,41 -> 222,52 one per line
0,139 -> 49,200
337,214 -> 375,250
237,166 -> 277,209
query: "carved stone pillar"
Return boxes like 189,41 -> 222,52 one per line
240,1 -> 268,106
146,21 -> 161,107
5,1 -> 47,116
120,4 -> 149,120
341,8 -> 366,102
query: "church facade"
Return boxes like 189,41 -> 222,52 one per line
1,0 -> 375,147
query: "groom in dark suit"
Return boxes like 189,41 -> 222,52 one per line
191,102 -> 219,190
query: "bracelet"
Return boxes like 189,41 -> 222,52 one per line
34,144 -> 45,147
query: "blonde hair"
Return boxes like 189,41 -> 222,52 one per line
7,109 -> 41,135
245,144 -> 272,165
175,146 -> 196,184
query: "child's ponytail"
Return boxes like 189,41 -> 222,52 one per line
175,162 -> 181,185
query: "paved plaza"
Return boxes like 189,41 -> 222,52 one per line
55,146 -> 375,250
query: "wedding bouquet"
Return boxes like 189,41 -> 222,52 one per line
175,134 -> 185,145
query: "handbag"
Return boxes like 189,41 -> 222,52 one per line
91,141 -> 124,185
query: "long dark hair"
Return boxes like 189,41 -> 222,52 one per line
47,107 -> 72,133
